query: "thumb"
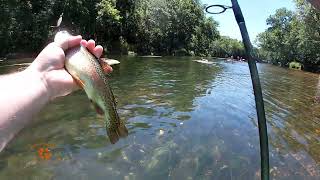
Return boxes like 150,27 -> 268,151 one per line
54,31 -> 82,50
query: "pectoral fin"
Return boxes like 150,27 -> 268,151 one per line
99,58 -> 120,74
72,74 -> 85,89
90,100 -> 104,115
100,58 -> 120,66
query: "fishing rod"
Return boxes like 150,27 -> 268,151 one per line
53,0 -> 270,178
205,1 -> 270,180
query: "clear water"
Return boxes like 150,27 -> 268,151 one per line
0,57 -> 319,179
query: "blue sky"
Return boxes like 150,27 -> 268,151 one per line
202,0 -> 296,43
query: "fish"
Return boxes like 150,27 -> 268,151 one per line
55,31 -> 128,144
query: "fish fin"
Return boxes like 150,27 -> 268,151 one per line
100,58 -> 120,66
106,124 -> 128,144
90,100 -> 104,115
105,85 -> 128,143
107,127 -> 120,144
117,123 -> 129,137
111,108 -> 128,138
99,58 -> 114,74
72,75 -> 85,89
106,107 -> 128,143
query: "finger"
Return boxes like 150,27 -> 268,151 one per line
68,36 -> 82,49
58,70 -> 79,92
93,45 -> 103,58
80,40 -> 88,47
55,34 -> 82,50
47,70 -> 79,99
87,40 -> 95,52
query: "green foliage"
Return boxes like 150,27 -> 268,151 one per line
97,0 -> 121,23
295,0 -> 320,68
0,0 -> 242,58
131,0 -> 220,56
0,0 -> 54,55
256,1 -> 320,71
256,8 -> 297,66
211,36 -> 245,58
96,0 -> 122,52
191,17 -> 220,56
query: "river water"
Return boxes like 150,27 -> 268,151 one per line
0,57 -> 319,179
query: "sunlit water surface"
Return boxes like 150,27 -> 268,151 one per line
0,57 -> 319,179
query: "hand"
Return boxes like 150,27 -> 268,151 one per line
27,36 -> 110,100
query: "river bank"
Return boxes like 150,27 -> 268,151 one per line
1,52 -> 37,60
2,53 -> 319,74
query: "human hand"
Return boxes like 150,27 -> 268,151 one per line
27,35 -> 110,100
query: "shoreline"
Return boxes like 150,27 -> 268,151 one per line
1,54 -> 319,73
1,52 -> 37,60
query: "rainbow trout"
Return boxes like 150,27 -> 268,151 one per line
55,31 -> 128,144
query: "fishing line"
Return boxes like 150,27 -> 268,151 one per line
206,1 -> 270,180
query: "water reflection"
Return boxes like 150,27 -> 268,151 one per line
0,59 -> 319,179
259,64 -> 320,177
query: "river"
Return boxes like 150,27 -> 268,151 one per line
0,57 -> 319,179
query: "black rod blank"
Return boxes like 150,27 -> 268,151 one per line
230,0 -> 270,179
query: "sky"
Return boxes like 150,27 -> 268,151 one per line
202,0 -> 296,43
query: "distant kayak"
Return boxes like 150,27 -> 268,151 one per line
193,59 -> 215,64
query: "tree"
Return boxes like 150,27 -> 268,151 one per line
211,36 -> 245,58
295,0 -> 320,70
96,0 -> 122,52
256,1 -> 320,71
0,0 -> 54,56
256,8 -> 296,66
0,0 -> 229,58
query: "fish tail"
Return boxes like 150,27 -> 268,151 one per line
107,127 -> 120,144
118,123 -> 128,137
107,108 -> 128,143
106,87 -> 128,143
107,124 -> 128,144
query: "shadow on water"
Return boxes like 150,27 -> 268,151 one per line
0,58 -> 319,179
